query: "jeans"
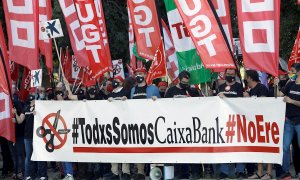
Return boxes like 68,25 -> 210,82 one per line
8,137 -> 25,174
63,162 -> 73,175
24,138 -> 48,178
282,119 -> 300,173
220,163 -> 245,176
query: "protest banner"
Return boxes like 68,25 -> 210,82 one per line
33,97 -> 285,164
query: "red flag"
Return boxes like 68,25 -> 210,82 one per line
10,61 -> 19,82
74,0 -> 111,79
146,40 -> 167,85
0,23 -> 15,142
236,0 -> 280,76
128,0 -> 162,60
58,0 -> 89,67
63,47 -> 73,83
162,20 -> 179,82
3,0 -> 39,70
211,0 -> 233,52
288,27 -> 300,70
174,0 -> 235,69
39,0 -> 53,71
127,4 -> 137,70
19,67 -> 31,102
94,0 -> 112,65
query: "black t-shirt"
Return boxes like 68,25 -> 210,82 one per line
217,82 -> 243,97
282,81 -> 300,121
165,86 -> 188,98
77,91 -> 107,100
249,83 -> 269,97
13,98 -> 25,138
108,88 -> 130,99
23,105 -> 35,139
132,85 -> 147,99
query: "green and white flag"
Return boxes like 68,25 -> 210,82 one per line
164,0 -> 211,84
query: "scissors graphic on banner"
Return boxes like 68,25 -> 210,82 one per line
36,110 -> 70,152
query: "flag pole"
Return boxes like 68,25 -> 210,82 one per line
71,66 -> 82,92
53,38 -> 65,80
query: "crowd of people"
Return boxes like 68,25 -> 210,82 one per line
0,63 -> 300,180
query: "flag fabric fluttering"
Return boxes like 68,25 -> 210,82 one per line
236,0 -> 281,76
288,27 -> 300,70
0,23 -> 15,142
3,0 -> 39,70
146,40 -> 167,85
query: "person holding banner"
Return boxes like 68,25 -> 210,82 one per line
164,70 -> 201,179
216,68 -> 246,179
274,63 -> 300,179
130,67 -> 160,180
107,76 -> 130,101
243,70 -> 272,179
157,81 -> 168,98
53,84 -> 75,180
104,76 -> 131,180
13,88 -> 48,180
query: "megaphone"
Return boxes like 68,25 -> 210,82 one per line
150,167 -> 163,180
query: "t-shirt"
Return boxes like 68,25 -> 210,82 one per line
108,88 -> 130,99
132,85 -> 147,99
23,105 -> 35,139
282,81 -> 300,121
249,83 -> 269,97
13,97 -> 25,138
165,86 -> 188,98
77,91 -> 107,100
217,82 -> 243,97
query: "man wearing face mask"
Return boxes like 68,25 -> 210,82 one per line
164,71 -> 198,179
14,88 -> 48,180
38,87 -> 46,100
130,68 -> 160,100
104,76 -> 131,180
107,76 -> 130,101
165,70 -> 191,99
157,81 -> 168,98
273,63 -> 300,179
130,68 -> 160,180
243,70 -> 269,98
215,69 -> 246,179
217,68 -> 243,98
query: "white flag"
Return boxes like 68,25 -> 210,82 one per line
40,19 -> 64,40
72,56 -> 80,79
31,69 -> 43,87
111,59 -> 125,79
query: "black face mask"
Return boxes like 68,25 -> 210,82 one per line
179,82 -> 190,90
78,89 -> 84,95
159,91 -> 165,98
88,88 -> 96,95
225,76 -> 235,83
136,76 -> 144,84
112,80 -> 120,89
28,95 -> 35,102
55,91 -> 64,97
279,79 -> 288,88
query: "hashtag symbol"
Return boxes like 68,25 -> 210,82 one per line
226,114 -> 236,143
72,118 -> 78,144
